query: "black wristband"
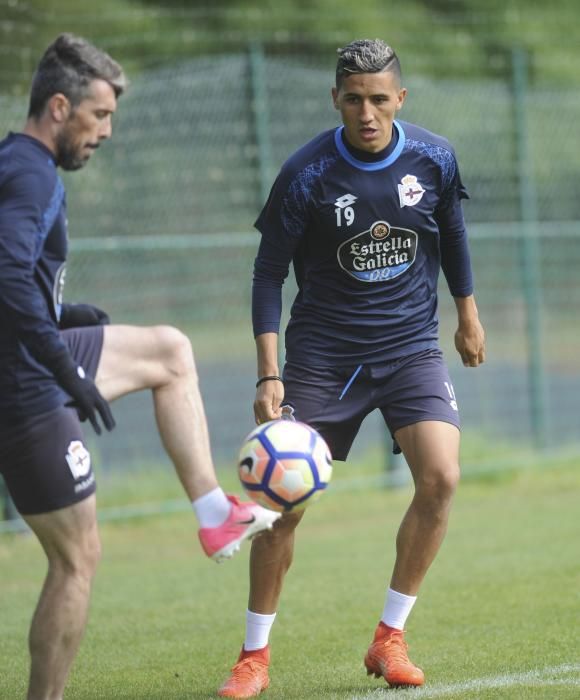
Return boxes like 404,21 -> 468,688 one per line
256,375 -> 283,388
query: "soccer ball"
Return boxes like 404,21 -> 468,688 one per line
238,419 -> 333,512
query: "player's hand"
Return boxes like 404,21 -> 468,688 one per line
454,318 -> 486,367
59,303 -> 110,329
254,379 -> 284,425
56,365 -> 116,435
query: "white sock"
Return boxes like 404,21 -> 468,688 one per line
192,487 -> 231,528
381,587 -> 417,630
244,610 -> 277,651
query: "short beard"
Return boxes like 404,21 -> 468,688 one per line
55,127 -> 86,171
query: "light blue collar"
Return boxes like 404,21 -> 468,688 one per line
334,120 -> 405,171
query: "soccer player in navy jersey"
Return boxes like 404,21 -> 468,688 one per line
218,39 -> 486,697
0,34 -> 279,700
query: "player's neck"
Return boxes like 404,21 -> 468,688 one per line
341,125 -> 399,163
22,119 -> 58,161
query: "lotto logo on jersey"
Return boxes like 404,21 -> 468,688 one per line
334,193 -> 358,227
337,220 -> 418,283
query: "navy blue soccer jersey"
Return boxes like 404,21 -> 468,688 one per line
0,133 -> 70,420
252,120 -> 474,366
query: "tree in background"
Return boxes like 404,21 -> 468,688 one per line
1,0 -> 578,96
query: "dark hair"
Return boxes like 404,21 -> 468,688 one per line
336,39 -> 402,89
28,33 -> 127,118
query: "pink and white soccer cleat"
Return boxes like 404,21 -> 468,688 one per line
198,495 -> 281,562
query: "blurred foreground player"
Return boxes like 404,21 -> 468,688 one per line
218,38 -> 485,697
0,34 -> 279,700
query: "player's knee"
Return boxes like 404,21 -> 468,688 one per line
50,530 -> 102,582
417,461 -> 460,503
153,325 -> 197,381
76,535 -> 101,580
86,532 -> 102,575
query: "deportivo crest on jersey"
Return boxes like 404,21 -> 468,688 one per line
398,174 -> 425,207
337,221 -> 418,283
65,440 -> 91,480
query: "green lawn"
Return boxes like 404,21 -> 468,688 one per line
1,460 -> 579,699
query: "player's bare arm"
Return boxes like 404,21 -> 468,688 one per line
254,332 -> 284,424
453,295 -> 485,367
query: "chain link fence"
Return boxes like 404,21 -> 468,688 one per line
1,42 -> 579,521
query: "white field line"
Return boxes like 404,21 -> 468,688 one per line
348,663 -> 580,699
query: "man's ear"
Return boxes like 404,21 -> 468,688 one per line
396,87 -> 408,112
331,87 -> 340,110
48,93 -> 71,123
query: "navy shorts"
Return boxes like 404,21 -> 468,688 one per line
282,348 -> 460,461
0,326 -> 104,515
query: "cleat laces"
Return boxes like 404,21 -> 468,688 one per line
230,657 -> 265,681
380,634 -> 411,668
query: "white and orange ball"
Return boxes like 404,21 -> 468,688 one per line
238,419 -> 333,512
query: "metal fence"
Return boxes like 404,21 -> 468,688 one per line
1,46 -> 579,521
2,218 -> 575,476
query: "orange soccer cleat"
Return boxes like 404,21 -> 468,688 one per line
364,622 -> 425,688
218,646 -> 270,698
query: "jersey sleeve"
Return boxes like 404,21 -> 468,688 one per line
0,169 -> 71,369
435,154 -> 474,298
252,168 -> 310,337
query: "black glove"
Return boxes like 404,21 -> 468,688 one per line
52,351 -> 116,435
59,303 -> 110,329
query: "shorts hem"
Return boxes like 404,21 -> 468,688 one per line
390,415 -> 461,436
17,484 -> 96,517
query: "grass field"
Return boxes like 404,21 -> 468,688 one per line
1,457 -> 579,699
